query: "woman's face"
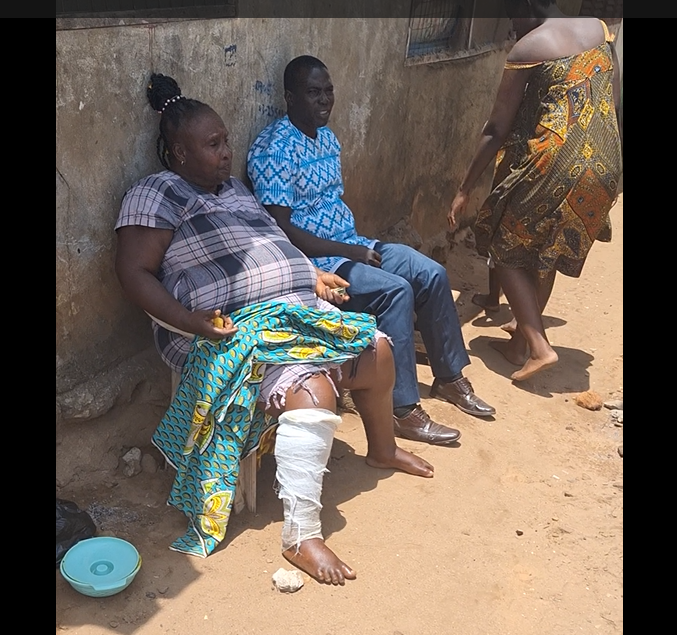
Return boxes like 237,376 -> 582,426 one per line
173,108 -> 233,192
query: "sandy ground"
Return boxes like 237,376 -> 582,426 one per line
56,196 -> 623,635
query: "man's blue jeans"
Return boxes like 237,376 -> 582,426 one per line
336,242 -> 470,409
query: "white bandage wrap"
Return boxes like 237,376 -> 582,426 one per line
274,408 -> 342,551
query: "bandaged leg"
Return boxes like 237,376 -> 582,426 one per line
274,408 -> 342,551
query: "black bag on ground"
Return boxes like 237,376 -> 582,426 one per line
56,498 -> 96,566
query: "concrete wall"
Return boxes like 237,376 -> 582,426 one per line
56,17 -> 509,439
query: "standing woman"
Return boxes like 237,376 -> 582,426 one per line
449,1 -> 622,381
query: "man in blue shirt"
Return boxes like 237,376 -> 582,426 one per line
248,56 -> 496,446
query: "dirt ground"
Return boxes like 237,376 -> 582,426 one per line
56,196 -> 623,635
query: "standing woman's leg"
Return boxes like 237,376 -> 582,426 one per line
473,263 -> 502,313
499,266 -> 557,341
493,266 -> 558,381
535,268 -> 557,315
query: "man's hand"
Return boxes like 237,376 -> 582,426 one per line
315,272 -> 351,305
346,245 -> 381,267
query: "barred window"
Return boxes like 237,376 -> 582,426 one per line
406,0 -> 513,64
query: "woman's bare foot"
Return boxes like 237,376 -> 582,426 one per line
366,446 -> 434,478
500,318 -> 517,334
511,351 -> 559,381
283,538 -> 356,585
489,338 -> 527,366
472,293 -> 500,313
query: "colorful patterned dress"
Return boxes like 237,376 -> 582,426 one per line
474,22 -> 622,278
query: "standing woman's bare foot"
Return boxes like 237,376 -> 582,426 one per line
500,318 -> 517,334
472,293 -> 500,313
366,446 -> 434,478
511,350 -> 559,381
283,538 -> 356,585
489,338 -> 527,366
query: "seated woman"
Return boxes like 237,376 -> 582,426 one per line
114,73 -> 433,586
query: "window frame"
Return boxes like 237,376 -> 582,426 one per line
405,1 -> 514,66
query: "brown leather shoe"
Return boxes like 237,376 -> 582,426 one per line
393,405 -> 461,446
430,377 -> 496,417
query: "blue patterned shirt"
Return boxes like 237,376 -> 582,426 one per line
247,115 -> 375,273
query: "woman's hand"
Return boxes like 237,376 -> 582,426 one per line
446,67 -> 531,231
185,309 -> 238,339
116,226 -> 238,341
315,272 -> 351,305
448,191 -> 470,232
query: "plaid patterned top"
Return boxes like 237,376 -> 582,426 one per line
247,116 -> 375,273
115,171 -> 318,372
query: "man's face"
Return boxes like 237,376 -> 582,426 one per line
286,66 -> 335,135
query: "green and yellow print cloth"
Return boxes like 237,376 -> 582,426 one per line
152,300 -> 376,557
